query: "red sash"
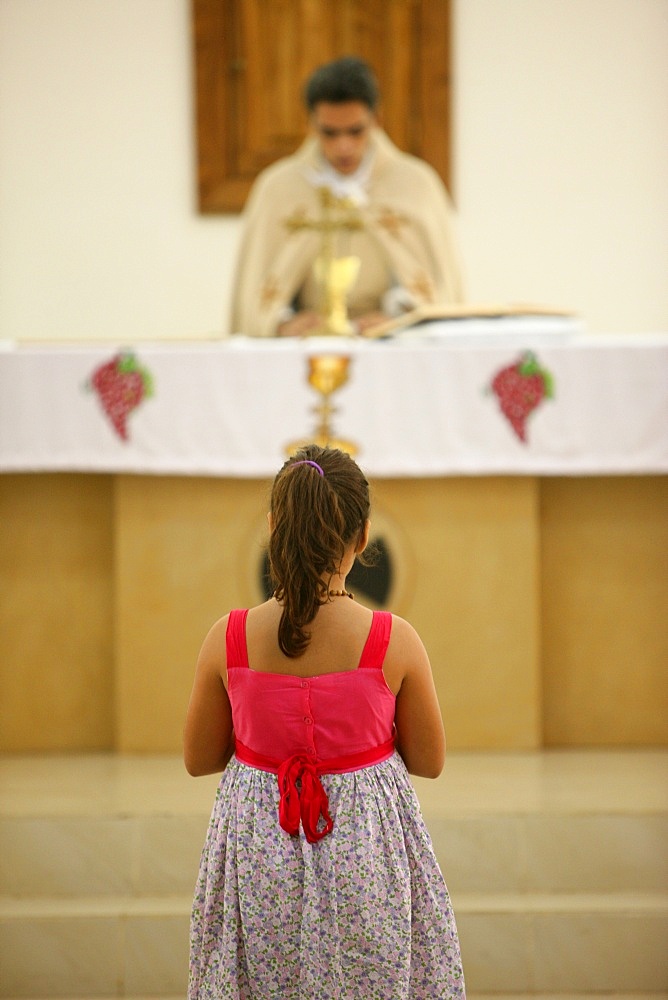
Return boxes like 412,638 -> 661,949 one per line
235,737 -> 395,843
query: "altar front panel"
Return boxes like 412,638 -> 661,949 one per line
1,472 -> 666,753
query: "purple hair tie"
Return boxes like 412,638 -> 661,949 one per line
291,459 -> 325,477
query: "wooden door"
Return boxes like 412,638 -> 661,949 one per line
193,0 -> 452,212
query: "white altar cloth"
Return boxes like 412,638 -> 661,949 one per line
1,322 -> 667,477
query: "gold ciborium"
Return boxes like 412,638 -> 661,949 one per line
285,353 -> 357,456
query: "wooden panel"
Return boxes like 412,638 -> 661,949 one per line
114,476 -> 271,752
373,477 -> 542,750
541,477 -> 668,746
193,0 -> 452,212
0,475 -> 114,751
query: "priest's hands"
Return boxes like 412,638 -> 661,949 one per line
354,311 -> 388,336
276,312 -> 322,337
275,310 -> 388,337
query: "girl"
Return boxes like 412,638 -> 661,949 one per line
185,444 -> 465,998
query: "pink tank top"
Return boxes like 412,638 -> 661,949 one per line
226,608 -> 397,842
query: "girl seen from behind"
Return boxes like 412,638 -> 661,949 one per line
184,444 -> 465,998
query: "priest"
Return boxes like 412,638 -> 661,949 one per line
230,56 -> 465,338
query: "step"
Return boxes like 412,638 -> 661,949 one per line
1,892 -> 666,997
1,807 -> 666,898
454,892 -> 668,993
0,896 -> 189,999
0,813 -> 208,898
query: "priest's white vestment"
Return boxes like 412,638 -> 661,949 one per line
230,129 -> 464,338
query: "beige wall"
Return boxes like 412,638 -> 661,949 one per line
453,0 -> 668,329
1,474 -> 666,753
1,0 -> 667,340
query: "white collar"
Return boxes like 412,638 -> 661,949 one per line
304,149 -> 374,206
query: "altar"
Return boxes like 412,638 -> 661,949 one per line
1,321 -> 667,754
2,319 -> 667,476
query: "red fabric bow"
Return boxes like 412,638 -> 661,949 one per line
277,753 -> 334,843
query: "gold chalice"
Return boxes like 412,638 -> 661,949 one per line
285,353 -> 357,456
314,254 -> 361,336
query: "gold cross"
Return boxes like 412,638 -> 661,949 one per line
284,187 -> 364,335
284,187 -> 364,238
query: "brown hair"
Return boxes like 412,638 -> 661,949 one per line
268,444 -> 372,657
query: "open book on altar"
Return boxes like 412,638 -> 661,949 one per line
366,301 -> 577,338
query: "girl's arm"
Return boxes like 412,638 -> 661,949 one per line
388,616 -> 446,778
183,616 -> 234,776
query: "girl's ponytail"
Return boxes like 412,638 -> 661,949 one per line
268,445 -> 371,657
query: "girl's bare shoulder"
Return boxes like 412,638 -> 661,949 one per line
387,613 -> 427,657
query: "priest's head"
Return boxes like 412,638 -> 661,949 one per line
304,56 -> 379,176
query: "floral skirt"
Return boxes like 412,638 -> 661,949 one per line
189,751 -> 465,999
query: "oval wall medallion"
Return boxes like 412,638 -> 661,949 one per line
239,503 -> 415,614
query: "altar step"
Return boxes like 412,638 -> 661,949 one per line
0,751 -> 666,998
0,893 -> 665,997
